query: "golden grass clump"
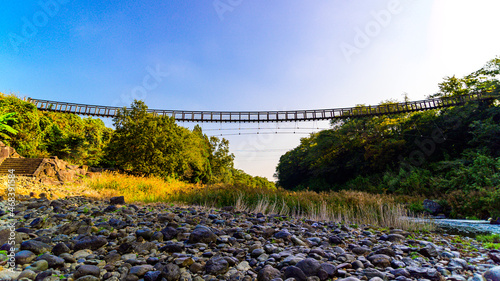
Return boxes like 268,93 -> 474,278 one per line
84,172 -> 434,231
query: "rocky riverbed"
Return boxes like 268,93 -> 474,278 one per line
1,194 -> 500,281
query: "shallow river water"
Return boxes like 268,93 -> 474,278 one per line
432,219 -> 500,237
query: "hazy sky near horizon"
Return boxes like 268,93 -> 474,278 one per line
1,1 -> 500,180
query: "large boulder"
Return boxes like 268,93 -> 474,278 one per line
423,199 -> 443,215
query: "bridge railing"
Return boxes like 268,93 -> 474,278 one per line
27,92 -> 493,122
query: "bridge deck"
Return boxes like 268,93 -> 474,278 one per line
27,93 -> 492,123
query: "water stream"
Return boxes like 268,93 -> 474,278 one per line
432,219 -> 500,237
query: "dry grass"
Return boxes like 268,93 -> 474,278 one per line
84,172 -> 434,231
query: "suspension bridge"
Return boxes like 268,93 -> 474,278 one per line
27,92 -> 493,123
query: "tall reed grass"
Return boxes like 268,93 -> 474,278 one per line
86,172 -> 434,231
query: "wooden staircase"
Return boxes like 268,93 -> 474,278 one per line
0,158 -> 45,176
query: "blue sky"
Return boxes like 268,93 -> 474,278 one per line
1,0 -> 500,179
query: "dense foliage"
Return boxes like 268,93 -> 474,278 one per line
105,100 -> 274,187
0,94 -> 113,165
276,58 -> 500,218
0,95 -> 274,188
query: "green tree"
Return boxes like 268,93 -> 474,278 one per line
0,112 -> 18,140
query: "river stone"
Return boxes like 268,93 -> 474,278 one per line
74,235 -> 107,250
108,218 -> 128,229
73,249 -> 93,259
160,227 -> 179,241
105,252 -> 122,264
419,244 -> 439,258
373,247 -> 395,257
162,263 -> 181,281
274,230 -> 292,240
390,268 -> 411,278
144,271 -> 162,281
352,247 -> 371,255
367,254 -> 391,268
406,266 -> 442,281
0,228 -> 22,245
320,263 -> 337,278
136,228 -> 154,241
36,253 -> 65,268
296,258 -> 321,277
110,196 -> 125,205
0,270 -> 21,281
74,265 -> 101,279
58,221 -> 83,235
258,265 -> 282,281
21,240 -> 51,255
15,250 -> 37,265
52,242 -> 71,256
18,269 -> 37,280
284,266 -> 307,281
205,256 -> 229,275
188,225 -> 217,244
337,278 -> 361,281
329,235 -> 343,244
362,268 -> 386,279
386,234 -> 405,242
484,266 -> 500,281
26,260 -> 49,271
75,276 -> 100,281
237,261 -> 252,271
161,242 -> 184,253
129,264 -> 154,276
469,274 -> 486,281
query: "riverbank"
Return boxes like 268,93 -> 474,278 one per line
2,183 -> 500,280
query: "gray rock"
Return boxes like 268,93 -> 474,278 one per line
188,225 -> 217,244
0,270 -> 21,281
36,253 -> 65,268
74,235 -> 107,251
367,254 -> 391,268
161,242 -> 184,253
73,265 -> 101,279
20,240 -> 51,255
284,266 -> 308,281
275,230 -> 292,240
484,266 -> 500,281
362,268 -> 386,279
110,196 -> 125,204
320,263 -> 337,278
423,199 -> 443,215
406,266 -> 442,281
52,242 -> 70,256
144,271 -> 162,281
419,244 -> 439,258
352,247 -> 371,255
258,265 -> 282,281
136,228 -> 154,241
18,269 -> 37,280
75,276 -> 100,281
205,256 -> 229,275
337,278 -> 361,281
390,268 -> 410,278
162,263 -> 181,281
130,264 -> 154,276
386,234 -> 405,242
15,250 -> 37,265
329,236 -> 343,244
26,260 -> 49,271
296,258 -> 321,277
469,274 -> 486,281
